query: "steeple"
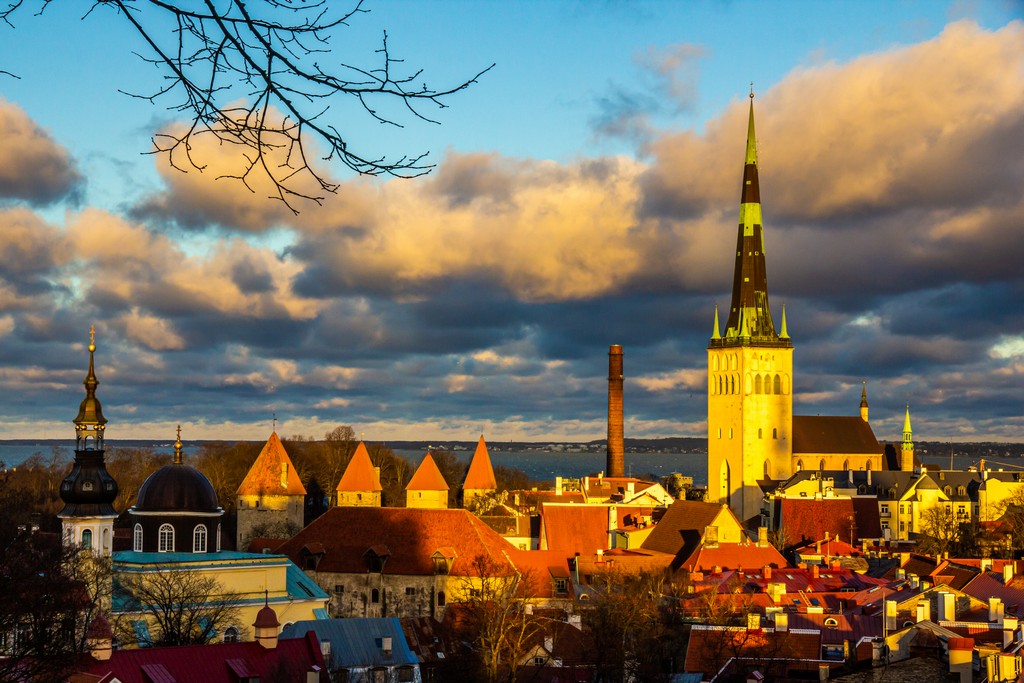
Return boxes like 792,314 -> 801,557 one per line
901,404 -> 915,472
711,304 -> 721,340
59,327 -> 118,554
74,325 -> 107,451
860,382 -> 869,422
714,92 -> 788,347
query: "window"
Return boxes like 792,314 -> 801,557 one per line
406,587 -> 416,596
216,524 -> 221,552
772,428 -> 777,439
371,589 -> 380,604
158,524 -> 174,552
555,578 -> 568,594
437,591 -> 446,606
796,460 -> 804,471
958,486 -> 967,496
819,459 -> 826,472
881,504 -> 889,515
533,656 -> 547,665
758,428 -> 763,439
193,525 -> 207,553
334,584 -> 345,594
223,626 -> 240,643
398,667 -> 415,682
133,524 -> 143,552
81,529 -> 93,549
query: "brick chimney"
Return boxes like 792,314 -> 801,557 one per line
606,345 -> 625,478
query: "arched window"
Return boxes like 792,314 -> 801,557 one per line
958,486 -> 966,496
773,374 -> 781,394
944,486 -> 952,496
758,428 -> 763,439
866,460 -> 872,471
819,459 -> 826,472
764,374 -> 772,394
223,627 -> 240,643
133,524 -> 143,552
193,525 -> 208,553
754,374 -> 762,394
102,528 -> 111,553
158,524 -> 174,553
824,617 -> 838,629
772,428 -> 778,439
371,589 -> 380,604
842,460 -> 850,471
782,374 -> 790,395
796,460 -> 804,471
216,524 -> 222,552
81,529 -> 93,549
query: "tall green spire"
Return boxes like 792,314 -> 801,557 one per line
713,90 -> 788,348
711,304 -> 721,340
902,405 -> 913,449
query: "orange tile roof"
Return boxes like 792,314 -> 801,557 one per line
235,431 -> 307,496
540,503 -> 653,557
335,441 -> 383,492
463,435 -> 497,490
680,543 -> 787,572
407,453 -> 450,491
276,507 -> 521,577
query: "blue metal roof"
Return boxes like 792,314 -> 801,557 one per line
280,618 -> 418,670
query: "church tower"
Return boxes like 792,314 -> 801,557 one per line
707,93 -> 793,522
58,327 -> 119,555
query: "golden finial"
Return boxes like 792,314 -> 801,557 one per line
88,325 -> 96,353
173,424 -> 183,464
750,82 -> 754,99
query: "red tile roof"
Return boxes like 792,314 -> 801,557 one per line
336,441 -> 383,492
236,431 -> 307,496
777,498 -> 860,546
540,503 -> 653,556
277,507 -> 520,577
684,624 -> 822,676
463,435 -> 497,490
78,631 -> 326,683
407,453 -> 450,491
680,543 -> 787,572
792,415 -> 882,455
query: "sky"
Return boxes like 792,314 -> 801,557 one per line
0,0 -> 1022,444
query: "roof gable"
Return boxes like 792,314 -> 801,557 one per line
407,453 -> 450,491
236,431 -> 307,497
336,441 -> 383,492
641,500 -> 737,558
463,436 -> 497,490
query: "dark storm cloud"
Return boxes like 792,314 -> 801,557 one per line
0,100 -> 82,205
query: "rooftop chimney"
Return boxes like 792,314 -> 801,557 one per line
758,526 -> 768,547
606,345 -> 625,478
1005,562 -> 1015,584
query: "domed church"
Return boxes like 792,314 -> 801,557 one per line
128,426 -> 224,553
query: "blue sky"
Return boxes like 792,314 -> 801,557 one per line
0,0 -> 1022,443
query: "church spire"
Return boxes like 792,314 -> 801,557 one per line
715,91 -> 787,347
901,404 -> 915,472
860,381 -> 869,422
74,325 -> 107,451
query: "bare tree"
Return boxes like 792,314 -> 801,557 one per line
457,554 -> 541,683
114,567 -> 242,646
2,1 -> 493,212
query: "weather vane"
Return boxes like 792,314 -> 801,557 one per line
272,411 -> 277,432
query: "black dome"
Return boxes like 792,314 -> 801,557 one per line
134,464 -> 221,513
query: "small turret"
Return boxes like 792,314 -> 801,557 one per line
253,596 -> 280,649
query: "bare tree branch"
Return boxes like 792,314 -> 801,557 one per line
3,0 -> 494,213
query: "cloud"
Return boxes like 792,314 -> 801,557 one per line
0,100 -> 82,205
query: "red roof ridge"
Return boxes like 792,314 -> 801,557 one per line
407,453 -> 450,491
463,435 -> 497,490
236,431 -> 307,496
336,441 -> 383,492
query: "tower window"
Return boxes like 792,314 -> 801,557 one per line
774,374 -> 781,394
223,627 -> 240,643
437,591 -> 446,606
772,428 -> 778,439
729,428 -> 734,439
81,529 -> 93,549
718,429 -> 722,439
158,524 -> 174,553
193,524 -> 208,553
371,589 -> 380,604
754,374 -> 762,394
819,459 -> 826,472
133,524 -> 143,552
758,428 -> 763,439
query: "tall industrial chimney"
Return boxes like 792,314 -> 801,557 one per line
607,344 -> 625,478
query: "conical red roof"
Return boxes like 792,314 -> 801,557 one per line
336,441 -> 383,492
407,453 -> 449,492
236,431 -> 307,496
463,435 -> 497,490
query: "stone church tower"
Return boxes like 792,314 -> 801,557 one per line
707,93 -> 793,522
